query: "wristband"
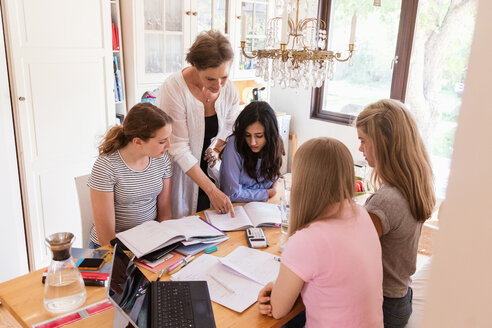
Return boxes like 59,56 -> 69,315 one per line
212,148 -> 220,155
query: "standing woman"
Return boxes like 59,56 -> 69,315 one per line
356,99 -> 436,327
88,103 -> 173,248
156,30 -> 239,218
220,101 -> 284,202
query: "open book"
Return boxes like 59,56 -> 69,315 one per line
171,246 -> 280,312
116,216 -> 225,258
204,202 -> 281,231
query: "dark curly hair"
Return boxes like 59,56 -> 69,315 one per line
230,101 -> 284,182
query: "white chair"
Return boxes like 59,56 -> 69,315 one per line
74,174 -> 94,248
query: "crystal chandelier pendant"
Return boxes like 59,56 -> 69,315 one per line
239,0 -> 356,89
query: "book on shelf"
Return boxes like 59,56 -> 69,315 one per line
113,55 -> 123,102
111,22 -> 120,51
171,246 -> 280,312
116,216 -> 226,258
204,202 -> 281,231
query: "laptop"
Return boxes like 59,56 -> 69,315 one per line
107,245 -> 216,328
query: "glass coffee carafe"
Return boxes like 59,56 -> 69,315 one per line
43,232 -> 86,313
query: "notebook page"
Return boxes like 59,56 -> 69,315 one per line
116,220 -> 182,257
163,216 -> 224,239
204,206 -> 253,231
243,202 -> 281,228
171,254 -> 262,313
218,246 -> 280,286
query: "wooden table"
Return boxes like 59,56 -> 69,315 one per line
0,212 -> 303,328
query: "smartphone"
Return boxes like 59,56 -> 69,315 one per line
78,258 -> 105,271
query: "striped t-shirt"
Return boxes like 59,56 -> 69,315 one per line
88,150 -> 172,245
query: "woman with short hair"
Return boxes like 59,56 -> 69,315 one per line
156,30 -> 240,218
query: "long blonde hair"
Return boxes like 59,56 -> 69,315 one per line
289,137 -> 355,236
356,99 -> 436,222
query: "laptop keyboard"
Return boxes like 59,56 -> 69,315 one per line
152,282 -> 195,328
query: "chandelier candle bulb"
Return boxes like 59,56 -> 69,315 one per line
241,10 -> 246,42
281,5 -> 289,45
349,12 -> 357,44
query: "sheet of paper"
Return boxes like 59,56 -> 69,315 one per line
205,206 -> 253,231
171,254 -> 262,313
218,246 -> 280,286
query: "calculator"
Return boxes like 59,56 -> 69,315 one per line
246,228 -> 268,249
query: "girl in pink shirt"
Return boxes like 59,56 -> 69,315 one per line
257,137 -> 383,328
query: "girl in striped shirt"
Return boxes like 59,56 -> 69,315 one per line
88,103 -> 174,248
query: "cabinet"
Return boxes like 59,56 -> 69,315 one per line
3,0 -> 116,269
121,0 -> 277,107
122,0 -> 237,107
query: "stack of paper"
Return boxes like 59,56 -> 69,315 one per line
171,246 -> 280,312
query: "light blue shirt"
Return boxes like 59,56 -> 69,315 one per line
219,135 -> 274,202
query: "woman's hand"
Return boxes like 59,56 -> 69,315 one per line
208,186 -> 235,217
204,148 -> 220,168
267,180 -> 279,198
257,282 -> 274,316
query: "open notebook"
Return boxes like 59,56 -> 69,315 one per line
204,202 -> 281,231
171,246 -> 280,313
116,216 -> 226,258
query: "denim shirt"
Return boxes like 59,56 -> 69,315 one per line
219,136 -> 274,202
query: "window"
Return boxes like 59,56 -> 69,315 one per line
311,0 -> 418,124
312,0 -> 477,200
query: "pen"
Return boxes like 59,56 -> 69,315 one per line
209,275 -> 235,294
168,255 -> 195,275
167,255 -> 192,272
156,268 -> 165,282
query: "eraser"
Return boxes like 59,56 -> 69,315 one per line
204,246 -> 218,254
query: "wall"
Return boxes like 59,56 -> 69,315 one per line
269,87 -> 364,170
422,0 -> 492,326
0,4 -> 29,282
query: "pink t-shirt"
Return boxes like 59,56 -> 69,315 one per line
282,201 -> 383,328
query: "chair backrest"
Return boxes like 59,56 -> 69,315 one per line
74,174 -> 93,248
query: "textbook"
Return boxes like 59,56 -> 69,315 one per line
116,216 -> 226,258
204,202 -> 281,231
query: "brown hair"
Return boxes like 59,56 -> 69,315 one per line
185,30 -> 234,70
356,99 -> 436,222
98,103 -> 173,155
289,137 -> 355,236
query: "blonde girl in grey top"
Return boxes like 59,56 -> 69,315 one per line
356,99 -> 436,327
88,103 -> 174,248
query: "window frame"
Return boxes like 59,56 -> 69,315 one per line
310,0 -> 419,125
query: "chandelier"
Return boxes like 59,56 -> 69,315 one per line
240,0 -> 356,89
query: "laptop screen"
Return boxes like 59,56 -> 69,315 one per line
108,245 -> 150,327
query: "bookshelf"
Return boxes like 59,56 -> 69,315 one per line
111,0 -> 127,118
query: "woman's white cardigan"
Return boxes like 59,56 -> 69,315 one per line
156,71 -> 240,218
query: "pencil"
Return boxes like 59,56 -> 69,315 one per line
156,268 -> 165,282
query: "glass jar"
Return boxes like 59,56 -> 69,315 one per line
44,232 -> 86,313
